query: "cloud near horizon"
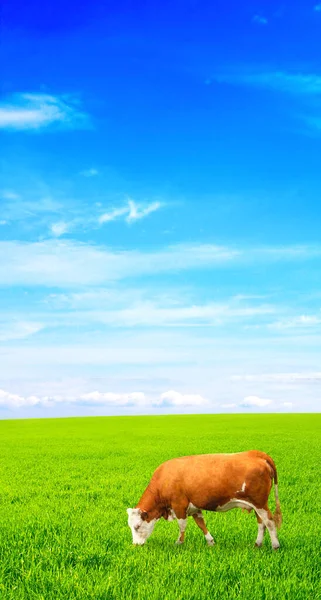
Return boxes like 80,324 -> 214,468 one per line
240,395 -> 272,407
0,388 -> 210,409
232,372 -> 321,383
0,386 -> 296,412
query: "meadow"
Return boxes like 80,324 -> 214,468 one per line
0,413 -> 320,600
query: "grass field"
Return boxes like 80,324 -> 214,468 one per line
0,414 -> 320,600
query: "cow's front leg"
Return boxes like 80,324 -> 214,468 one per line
173,505 -> 188,545
176,517 -> 187,544
192,511 -> 215,546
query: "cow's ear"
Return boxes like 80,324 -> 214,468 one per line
141,511 -> 148,521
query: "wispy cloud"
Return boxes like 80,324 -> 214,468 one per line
50,221 -> 70,237
77,391 -> 147,407
0,93 -> 90,131
314,3 -> 321,12
98,198 -> 162,225
232,372 -> 321,383
0,240 -> 320,287
215,71 -> 321,96
0,321 -> 44,342
64,301 -> 274,328
268,314 -> 321,329
126,199 -> 161,222
98,206 -> 130,224
0,185 -> 161,235
1,190 -> 20,200
213,69 -> 321,133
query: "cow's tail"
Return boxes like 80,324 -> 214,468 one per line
266,456 -> 282,529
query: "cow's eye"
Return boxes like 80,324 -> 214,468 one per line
134,525 -> 140,531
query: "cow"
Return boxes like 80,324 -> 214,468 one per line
127,450 -> 282,550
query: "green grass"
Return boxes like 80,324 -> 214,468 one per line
0,414 -> 320,600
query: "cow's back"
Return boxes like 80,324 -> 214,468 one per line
152,451 -> 273,510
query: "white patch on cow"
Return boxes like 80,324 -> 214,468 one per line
176,518 -> 187,544
205,532 -> 215,546
187,503 -> 200,516
235,481 -> 247,494
216,498 -> 254,512
216,499 -> 280,549
127,508 -> 157,545
255,522 -> 265,547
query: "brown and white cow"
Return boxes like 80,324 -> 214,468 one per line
127,450 -> 282,550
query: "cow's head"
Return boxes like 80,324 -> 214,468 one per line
126,508 -> 156,545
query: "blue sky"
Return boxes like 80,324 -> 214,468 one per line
1,0 -> 321,417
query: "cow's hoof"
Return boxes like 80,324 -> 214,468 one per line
175,540 -> 184,545
255,543 -> 262,548
207,539 -> 215,547
273,545 -> 280,551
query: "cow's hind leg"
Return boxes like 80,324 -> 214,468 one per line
192,511 -> 215,546
255,514 -> 266,548
256,507 -> 280,550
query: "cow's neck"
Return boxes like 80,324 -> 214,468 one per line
136,485 -> 162,521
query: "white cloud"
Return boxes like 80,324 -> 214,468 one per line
50,221 -> 69,237
99,206 -> 129,223
215,71 -> 321,96
283,402 -> 293,408
155,390 -> 210,407
240,395 -> 272,407
126,199 -> 162,223
78,391 -> 147,406
0,220 -> 7,226
0,387 -> 211,410
221,403 -> 237,408
269,315 -> 321,329
71,301 -> 274,328
0,321 -> 44,342
0,240 -> 238,287
98,199 -> 162,225
0,388 -> 147,409
1,240 -> 320,288
0,93 -> 90,131
0,389 -> 44,408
